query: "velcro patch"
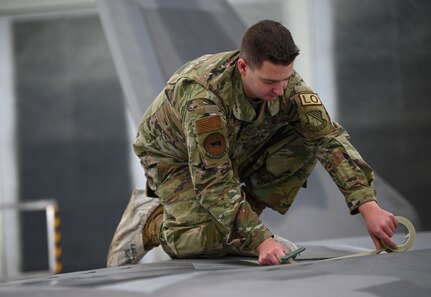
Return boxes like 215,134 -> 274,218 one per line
299,93 -> 322,106
203,132 -> 227,158
195,115 -> 222,134
305,110 -> 327,131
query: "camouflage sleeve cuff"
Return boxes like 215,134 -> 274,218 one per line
347,187 -> 377,215
245,223 -> 273,250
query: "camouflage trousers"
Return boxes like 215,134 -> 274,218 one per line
147,126 -> 317,259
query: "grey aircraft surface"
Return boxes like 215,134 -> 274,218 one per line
1,233 -> 430,297
1,0 -> 430,296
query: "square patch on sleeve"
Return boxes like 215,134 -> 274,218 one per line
195,115 -> 222,134
299,93 -> 322,106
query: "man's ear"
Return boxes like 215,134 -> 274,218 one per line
237,58 -> 247,75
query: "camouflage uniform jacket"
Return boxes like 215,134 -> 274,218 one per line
133,50 -> 377,250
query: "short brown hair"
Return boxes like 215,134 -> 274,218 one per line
240,20 -> 300,69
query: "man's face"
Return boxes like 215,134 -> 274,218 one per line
238,59 -> 294,101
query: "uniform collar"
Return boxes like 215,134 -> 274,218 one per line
231,65 -> 256,122
267,97 -> 280,116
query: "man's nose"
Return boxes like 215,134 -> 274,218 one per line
274,82 -> 285,96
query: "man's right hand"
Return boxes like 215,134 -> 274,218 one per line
256,237 -> 289,265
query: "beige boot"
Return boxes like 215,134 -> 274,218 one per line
107,188 -> 161,267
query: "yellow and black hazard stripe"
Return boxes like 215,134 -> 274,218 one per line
54,205 -> 63,273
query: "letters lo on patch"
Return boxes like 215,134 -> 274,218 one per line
299,93 -> 322,106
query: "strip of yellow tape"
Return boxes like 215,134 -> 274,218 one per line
246,216 -> 416,265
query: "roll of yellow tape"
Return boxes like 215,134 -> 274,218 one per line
382,216 -> 416,252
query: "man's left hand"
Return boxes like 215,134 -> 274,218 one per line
359,201 -> 398,250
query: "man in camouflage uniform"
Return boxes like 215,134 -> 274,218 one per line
107,20 -> 398,266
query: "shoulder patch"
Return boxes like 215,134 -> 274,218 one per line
195,115 -> 222,134
305,110 -> 327,131
203,132 -> 227,158
299,93 -> 322,106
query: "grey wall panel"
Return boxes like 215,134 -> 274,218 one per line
334,0 -> 431,229
14,15 -> 132,272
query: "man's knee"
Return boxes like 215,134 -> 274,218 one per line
160,220 -> 225,258
154,168 -> 226,258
